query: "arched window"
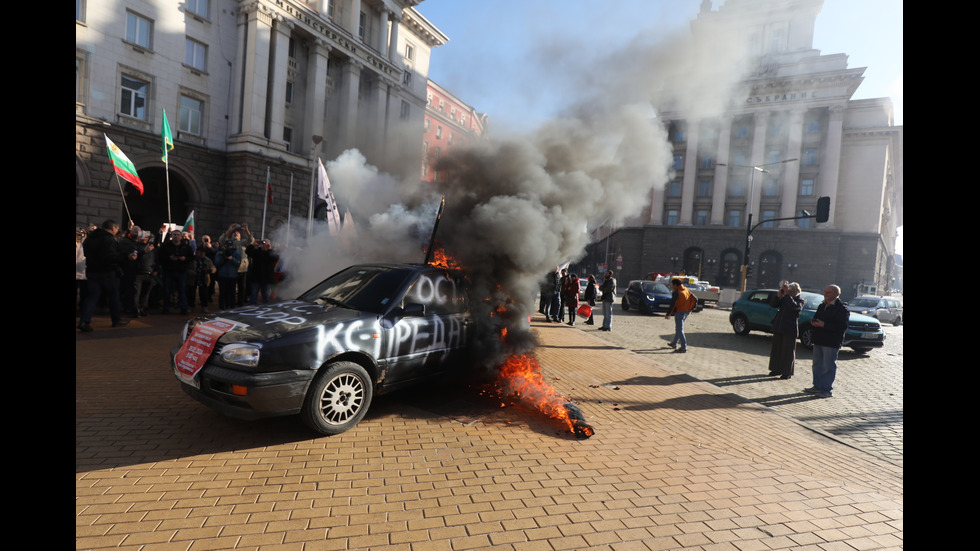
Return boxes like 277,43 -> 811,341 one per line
683,247 -> 704,280
718,249 -> 741,287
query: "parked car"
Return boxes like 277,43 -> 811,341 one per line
846,296 -> 903,326
171,263 -> 474,435
729,289 -> 885,353
621,280 -> 673,314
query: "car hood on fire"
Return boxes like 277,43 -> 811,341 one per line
200,300 -> 373,344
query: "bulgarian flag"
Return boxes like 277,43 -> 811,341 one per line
162,109 -> 174,163
183,210 -> 196,236
105,134 -> 144,195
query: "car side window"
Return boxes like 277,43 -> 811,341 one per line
748,291 -> 772,303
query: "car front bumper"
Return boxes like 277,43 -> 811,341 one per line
172,346 -> 315,420
842,331 -> 886,349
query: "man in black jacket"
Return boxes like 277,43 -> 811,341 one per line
77,219 -> 131,332
804,285 -> 850,398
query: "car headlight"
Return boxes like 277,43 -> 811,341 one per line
220,343 -> 261,367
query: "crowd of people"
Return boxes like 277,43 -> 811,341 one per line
76,220 -> 283,332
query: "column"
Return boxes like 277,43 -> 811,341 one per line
387,10 -> 401,61
680,122 -> 699,225
306,40 -> 331,154
710,115 -> 732,225
748,111 -> 770,222
337,59 -> 362,151
231,3 -> 273,138
779,107 -> 804,224
818,104 -> 844,227
266,16 -> 292,146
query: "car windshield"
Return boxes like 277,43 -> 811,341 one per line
800,292 -> 824,310
298,266 -> 415,314
642,282 -> 670,294
850,298 -> 880,308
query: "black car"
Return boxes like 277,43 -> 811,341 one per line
171,263 -> 474,435
621,280 -> 673,314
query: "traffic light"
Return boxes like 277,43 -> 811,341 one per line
816,196 -> 830,223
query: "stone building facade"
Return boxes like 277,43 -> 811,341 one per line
76,0 -> 446,238
582,0 -> 903,299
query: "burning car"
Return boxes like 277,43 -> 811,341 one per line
171,263 -> 473,435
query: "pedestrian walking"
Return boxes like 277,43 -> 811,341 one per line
664,278 -> 697,352
768,281 -> 804,379
804,285 -> 850,398
599,270 -> 616,331
77,219 -> 131,332
562,272 -> 580,326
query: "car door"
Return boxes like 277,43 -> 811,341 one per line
382,269 -> 471,385
744,290 -> 777,328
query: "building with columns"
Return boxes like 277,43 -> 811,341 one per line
583,0 -> 903,298
76,0 -> 446,238
421,80 -> 489,184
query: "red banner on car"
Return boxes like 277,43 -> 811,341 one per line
174,320 -> 237,384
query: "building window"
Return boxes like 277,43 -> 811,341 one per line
768,150 -> 781,164
448,132 -> 454,145
358,11 -> 367,40
732,152 -> 747,166
674,130 -> 685,142
186,0 -> 208,18
803,148 -> 818,166
438,100 -> 444,112
76,0 -> 85,22
770,122 -> 782,137
763,179 -> 779,197
285,81 -> 293,104
119,75 -> 148,119
422,141 -> 428,155
797,217 -> 812,228
807,120 -> 819,134
761,209 -> 776,228
326,0 -> 334,19
426,92 -> 432,106
400,100 -> 410,120
667,181 -> 681,197
695,209 -> 709,226
283,127 -> 292,152
436,126 -> 442,139
125,11 -> 152,49
672,155 -> 683,170
800,178 -> 814,196
184,38 -> 207,71
697,181 -> 711,197
403,69 -> 412,86
424,118 -> 430,130
405,43 -> 415,61
179,95 -> 203,136
666,209 -> 679,225
700,154 -> 714,169
726,209 -> 741,227
729,180 -> 744,197
735,125 -> 749,138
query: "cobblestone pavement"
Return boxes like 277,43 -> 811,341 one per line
577,305 -> 904,466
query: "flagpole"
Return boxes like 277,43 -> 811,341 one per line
307,157 -> 318,239
114,173 -> 135,227
161,109 -> 175,225
261,166 -> 270,241
287,173 -> 294,248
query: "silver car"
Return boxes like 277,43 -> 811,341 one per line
847,296 -> 903,326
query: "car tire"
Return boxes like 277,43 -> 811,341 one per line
621,298 -> 629,311
301,361 -> 374,436
852,347 -> 872,354
799,326 -> 814,350
893,316 -> 902,326
731,314 -> 750,336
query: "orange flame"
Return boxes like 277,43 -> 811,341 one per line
427,247 -> 463,270
491,353 -> 574,432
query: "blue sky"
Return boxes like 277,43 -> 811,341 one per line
419,0 -> 903,128
417,0 -> 903,255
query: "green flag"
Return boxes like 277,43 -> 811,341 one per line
162,109 -> 174,162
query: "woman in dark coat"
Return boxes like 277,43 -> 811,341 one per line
583,274 -> 598,325
768,282 -> 804,379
